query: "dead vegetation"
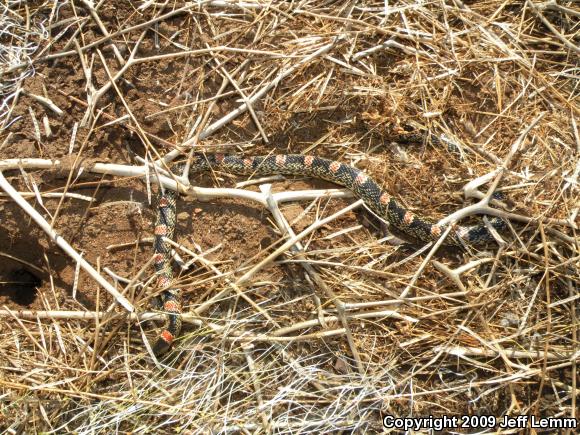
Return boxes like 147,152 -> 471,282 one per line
0,0 -> 578,433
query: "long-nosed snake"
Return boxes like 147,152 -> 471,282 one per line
151,153 -> 505,355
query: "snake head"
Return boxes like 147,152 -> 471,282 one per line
152,329 -> 174,356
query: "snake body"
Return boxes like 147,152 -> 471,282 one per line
152,153 -> 505,354
152,187 -> 182,355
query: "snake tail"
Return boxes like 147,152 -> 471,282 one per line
152,189 -> 183,355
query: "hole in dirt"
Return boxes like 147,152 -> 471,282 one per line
0,268 -> 42,306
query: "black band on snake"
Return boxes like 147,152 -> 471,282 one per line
152,153 -> 506,354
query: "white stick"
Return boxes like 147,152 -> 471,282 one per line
0,171 -> 134,313
165,38 -> 340,161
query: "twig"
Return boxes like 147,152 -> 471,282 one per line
21,90 -> 63,116
0,171 -> 134,313
527,0 -> 580,54
433,345 -> 573,361
236,200 -> 363,286
171,37 -> 341,158
439,113 -> 546,227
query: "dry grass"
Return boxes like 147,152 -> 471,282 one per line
0,0 -> 578,433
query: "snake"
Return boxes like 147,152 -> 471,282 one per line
152,153 -> 506,355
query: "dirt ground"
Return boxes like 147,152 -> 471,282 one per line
1,1 -> 578,433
